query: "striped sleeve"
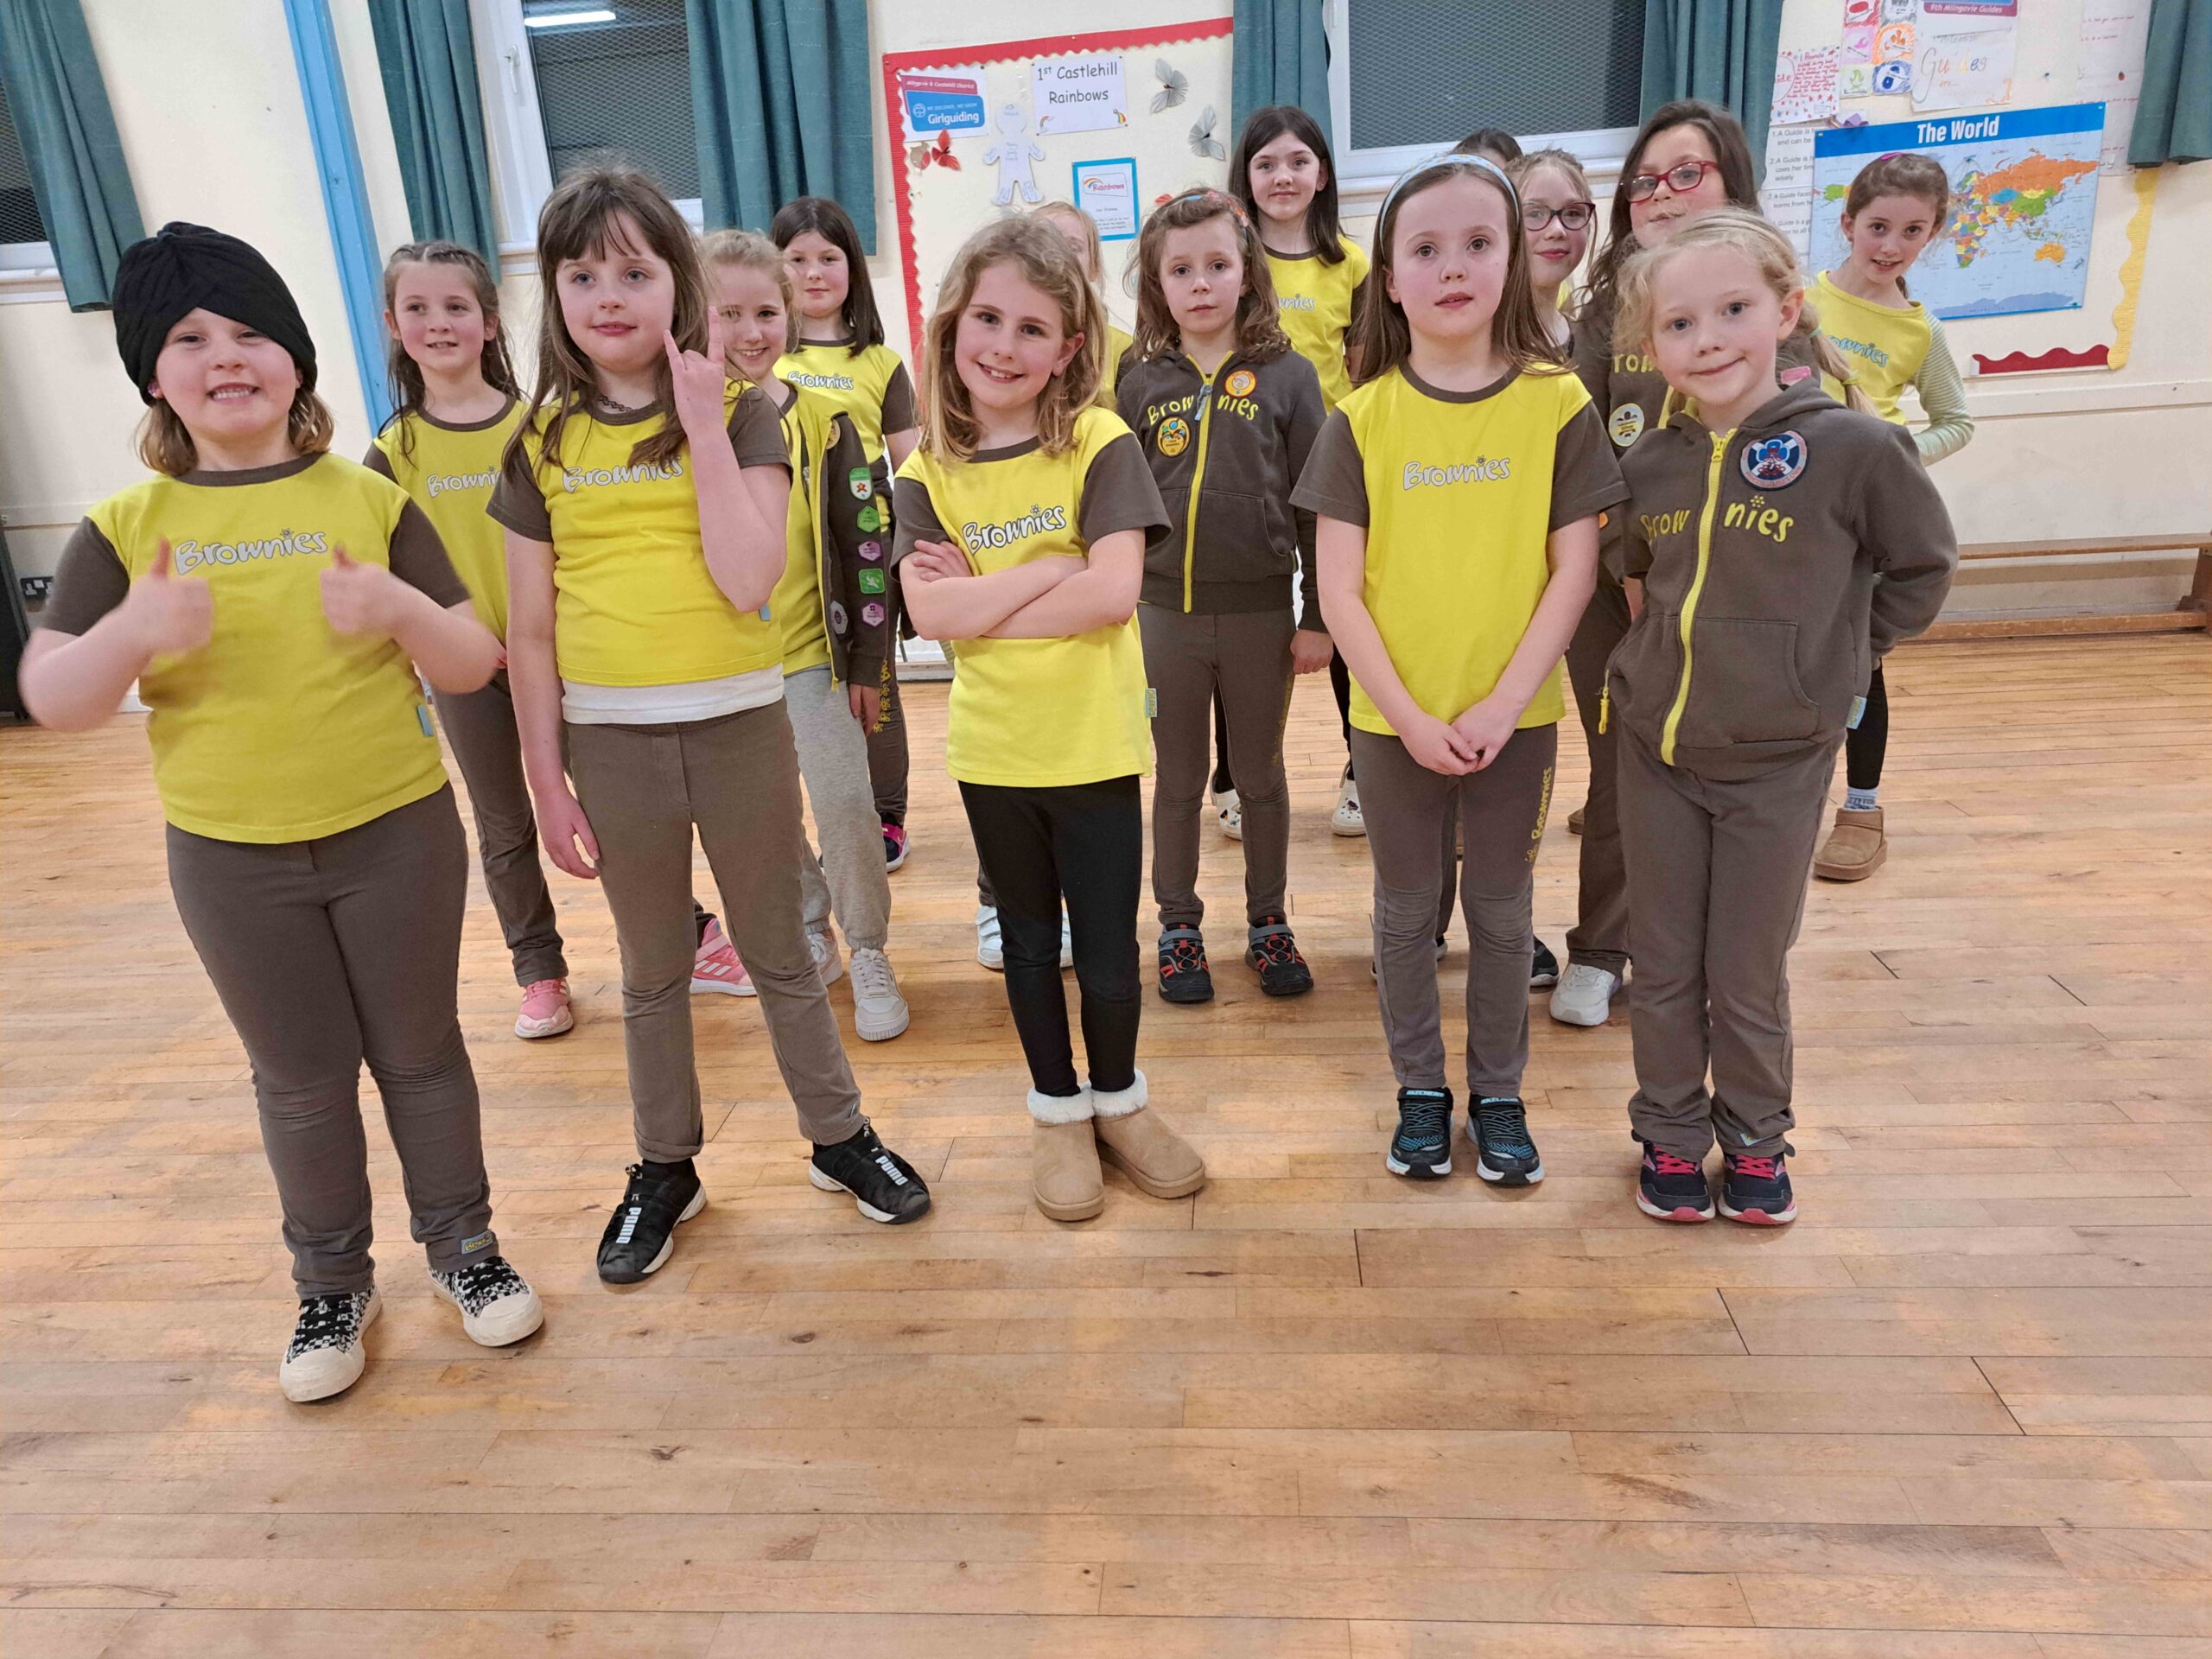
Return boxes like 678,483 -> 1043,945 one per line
1913,318 -> 1976,465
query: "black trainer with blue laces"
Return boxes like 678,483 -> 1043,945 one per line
1469,1096 -> 1544,1185
1387,1087 -> 1454,1179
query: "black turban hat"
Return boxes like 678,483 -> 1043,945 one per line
111,222 -> 318,405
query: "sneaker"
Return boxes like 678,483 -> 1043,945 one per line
1059,914 -> 1074,969
1549,963 -> 1623,1027
514,977 -> 575,1039
809,926 -> 845,988
1158,926 -> 1215,1005
1637,1142 -> 1715,1224
692,918 -> 755,997
882,822 -> 909,873
1719,1151 -> 1797,1225
429,1255 -> 543,1347
278,1287 -> 379,1402
596,1161 -> 707,1283
1813,806 -> 1885,881
1332,769 -> 1364,837
849,946 -> 910,1041
809,1123 -> 931,1223
976,904 -> 1004,971
1529,938 -> 1560,990
1246,914 -> 1313,997
1567,804 -> 1586,836
1468,1096 -> 1543,1185
1386,1087 -> 1453,1179
1214,787 -> 1244,842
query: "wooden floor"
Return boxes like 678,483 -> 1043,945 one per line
3,636 -> 2209,1659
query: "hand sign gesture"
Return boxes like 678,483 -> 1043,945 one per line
122,537 -> 214,657
320,543 -> 404,638
665,306 -> 731,442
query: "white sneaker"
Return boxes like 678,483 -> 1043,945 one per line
1549,963 -> 1624,1027
429,1255 -> 543,1347
976,904 -> 1004,971
1214,787 -> 1244,841
849,947 -> 911,1041
809,927 -> 844,988
278,1286 -> 379,1402
1332,770 -> 1364,837
1059,914 -> 1074,969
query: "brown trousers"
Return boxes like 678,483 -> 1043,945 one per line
434,671 -> 567,987
1618,728 -> 1838,1158
1562,575 -> 1633,973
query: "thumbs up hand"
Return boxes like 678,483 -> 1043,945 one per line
319,543 -> 406,638
121,537 -> 214,657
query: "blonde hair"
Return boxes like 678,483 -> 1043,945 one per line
137,389 -> 334,477
918,217 -> 1102,463
1613,207 -> 1868,413
1033,200 -> 1106,283
1129,188 -> 1289,364
701,226 -> 799,355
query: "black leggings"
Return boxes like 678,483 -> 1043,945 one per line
1845,659 -> 1890,791
1212,650 -> 1356,792
960,776 -> 1142,1097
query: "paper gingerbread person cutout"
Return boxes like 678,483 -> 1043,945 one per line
982,103 -> 1045,207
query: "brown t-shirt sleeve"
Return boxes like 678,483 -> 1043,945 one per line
1570,309 -> 1613,409
728,389 -> 791,470
38,520 -> 131,634
879,362 -> 918,435
1291,410 -> 1368,526
1077,432 -> 1171,550
1550,398 -> 1630,530
387,499 -> 469,607
486,442 -> 554,542
889,475 -> 945,569
361,441 -> 397,480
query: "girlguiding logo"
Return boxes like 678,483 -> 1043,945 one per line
1739,431 -> 1808,489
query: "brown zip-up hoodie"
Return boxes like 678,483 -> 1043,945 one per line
1116,345 -> 1326,619
1606,379 -> 1957,780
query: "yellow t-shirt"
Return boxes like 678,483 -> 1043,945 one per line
369,398 -> 527,639
777,338 -> 917,461
1100,321 -> 1135,404
1291,364 -> 1628,736
488,385 -> 791,688
768,380 -> 836,676
1268,235 -> 1370,412
1814,272 -> 1931,425
893,407 -> 1170,787
79,455 -> 455,842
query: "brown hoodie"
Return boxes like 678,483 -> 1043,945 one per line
1605,379 -> 1957,780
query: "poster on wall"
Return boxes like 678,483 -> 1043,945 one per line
1770,48 -> 1840,125
1072,158 -> 1141,239
896,67 -> 989,139
1033,56 -> 1128,134
2076,0 -> 2152,175
1810,104 -> 2104,320
1914,0 -> 2017,109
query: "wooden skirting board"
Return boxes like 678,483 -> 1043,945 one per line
1910,531 -> 2210,643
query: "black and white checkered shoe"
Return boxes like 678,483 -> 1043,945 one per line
279,1287 -> 379,1403
430,1255 -> 544,1346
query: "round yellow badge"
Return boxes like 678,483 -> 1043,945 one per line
1608,403 -> 1647,449
1160,416 -> 1191,457
1224,368 -> 1256,398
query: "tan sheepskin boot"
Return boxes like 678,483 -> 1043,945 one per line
1813,806 -> 1886,881
1090,1071 -> 1207,1199
1030,1086 -> 1103,1222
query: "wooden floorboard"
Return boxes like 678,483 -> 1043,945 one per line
3,634 -> 2209,1656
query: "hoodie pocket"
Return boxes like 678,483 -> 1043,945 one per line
1193,489 -> 1293,586
1675,615 -> 1821,748
1605,607 -> 1677,734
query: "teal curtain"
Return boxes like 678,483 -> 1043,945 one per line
0,0 -> 143,311
367,0 -> 499,262
2130,0 -> 2210,164
689,0 -> 874,252
1641,0 -> 1785,180
1232,0 -> 1332,149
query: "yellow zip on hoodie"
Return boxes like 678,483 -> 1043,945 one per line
1179,365 -> 1222,612
1659,429 -> 1734,766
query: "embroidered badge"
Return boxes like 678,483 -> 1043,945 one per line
1608,403 -> 1646,449
861,601 -> 887,626
857,501 -> 884,533
858,568 -> 887,594
1223,368 -> 1255,398
1159,416 -> 1191,457
857,539 -> 884,562
1740,430 -> 1808,489
829,601 -> 849,634
849,467 -> 873,499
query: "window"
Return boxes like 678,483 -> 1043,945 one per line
472,0 -> 702,258
0,78 -> 56,273
1326,0 -> 1646,206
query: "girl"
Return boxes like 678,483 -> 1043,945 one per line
1035,200 -> 1135,400
1810,152 -> 1975,884
1608,209 -> 1955,1226
490,166 -> 930,1285
1230,105 -> 1364,837
1511,148 -> 1597,353
1116,188 -> 1328,1005
1293,155 -> 1625,1187
1549,99 -> 1814,1033
365,239 -> 570,1042
701,228 -> 909,1041
22,222 -> 542,1402
773,197 -> 918,876
894,215 -> 1204,1224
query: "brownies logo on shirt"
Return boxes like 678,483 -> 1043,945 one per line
787,369 -> 857,392
960,504 -> 1069,553
424,468 -> 498,499
561,458 -> 685,493
1401,456 -> 1511,490
171,529 -> 331,571
1278,295 -> 1316,312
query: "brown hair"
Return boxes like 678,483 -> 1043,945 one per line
1033,200 -> 1107,283
379,239 -> 521,461
769,195 -> 883,357
1128,188 -> 1289,364
1347,155 -> 1567,388
1844,152 -> 1954,299
137,388 -> 334,477
1582,100 -> 1761,336
507,161 -> 715,484
918,216 -> 1101,464
1613,207 -> 1869,414
1452,128 -> 1523,164
701,226 -> 799,356
1229,105 -> 1347,265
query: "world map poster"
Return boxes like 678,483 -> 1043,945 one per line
1811,102 -> 2105,320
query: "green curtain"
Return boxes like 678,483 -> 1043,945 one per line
1231,0 -> 1332,149
689,0 -> 874,252
0,0 -> 143,312
367,0 -> 499,263
1640,0 -> 1785,180
2130,0 -> 2211,164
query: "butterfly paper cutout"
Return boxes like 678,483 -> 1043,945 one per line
1190,105 -> 1224,161
1151,58 -> 1188,114
906,130 -> 960,172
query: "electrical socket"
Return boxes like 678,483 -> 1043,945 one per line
19,575 -> 53,604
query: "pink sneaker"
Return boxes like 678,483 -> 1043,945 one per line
515,978 -> 574,1039
691,918 -> 755,996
